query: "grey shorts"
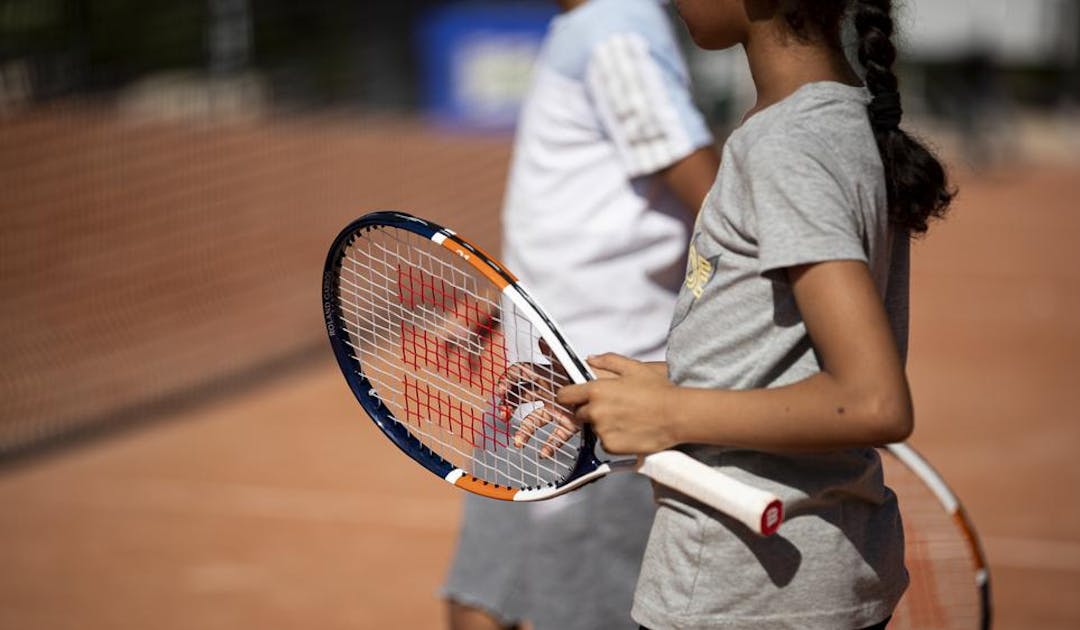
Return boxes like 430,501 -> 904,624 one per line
442,472 -> 657,630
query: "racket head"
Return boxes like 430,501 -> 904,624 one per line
323,211 -> 603,500
882,443 -> 991,630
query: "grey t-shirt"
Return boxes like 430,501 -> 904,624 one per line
632,82 -> 909,630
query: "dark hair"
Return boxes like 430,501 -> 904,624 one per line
784,0 -> 954,235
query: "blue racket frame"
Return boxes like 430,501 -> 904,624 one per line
323,211 -> 603,496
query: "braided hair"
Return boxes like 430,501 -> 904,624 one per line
784,0 -> 954,234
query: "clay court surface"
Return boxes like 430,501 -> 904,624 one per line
1,112 -> 1079,629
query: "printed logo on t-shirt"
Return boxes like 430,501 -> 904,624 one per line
671,233 -> 720,331
684,237 -> 714,299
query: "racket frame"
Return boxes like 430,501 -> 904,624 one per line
325,211 -> 783,536
884,442 -> 993,630
323,211 -> 604,499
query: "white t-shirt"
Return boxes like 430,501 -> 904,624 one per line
501,0 -> 714,361
446,5 -> 713,630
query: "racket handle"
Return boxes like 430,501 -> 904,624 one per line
636,451 -> 784,536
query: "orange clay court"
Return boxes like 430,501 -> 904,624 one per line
0,114 -> 1078,629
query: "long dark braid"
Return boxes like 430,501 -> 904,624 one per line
784,0 -> 954,234
854,0 -> 953,234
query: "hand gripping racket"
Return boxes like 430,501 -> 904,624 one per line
323,211 -> 783,536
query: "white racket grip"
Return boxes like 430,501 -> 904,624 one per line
636,451 -> 784,536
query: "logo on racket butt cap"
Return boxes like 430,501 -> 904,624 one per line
761,500 -> 784,536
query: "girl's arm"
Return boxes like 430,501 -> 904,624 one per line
556,260 -> 913,454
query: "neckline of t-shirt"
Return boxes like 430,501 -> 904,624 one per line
733,80 -> 869,139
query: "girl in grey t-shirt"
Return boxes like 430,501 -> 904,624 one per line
548,1 -> 955,628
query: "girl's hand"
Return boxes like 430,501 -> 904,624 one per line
557,353 -> 681,455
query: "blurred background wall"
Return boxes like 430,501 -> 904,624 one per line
4,1 -> 1076,121
4,0 -> 1077,457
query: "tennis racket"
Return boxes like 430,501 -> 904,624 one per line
883,442 -> 992,629
323,211 -> 783,536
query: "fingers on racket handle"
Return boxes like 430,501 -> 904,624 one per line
637,451 -> 784,536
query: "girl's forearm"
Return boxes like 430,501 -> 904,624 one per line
666,372 -> 913,451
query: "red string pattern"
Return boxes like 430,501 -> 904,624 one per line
402,377 -> 512,450
396,263 -> 512,450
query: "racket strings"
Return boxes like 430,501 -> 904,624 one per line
334,227 -> 581,490
882,452 -> 985,629
338,270 -> 513,454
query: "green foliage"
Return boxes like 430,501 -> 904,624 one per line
83,0 -> 207,74
0,0 -> 73,50
1,0 -> 207,87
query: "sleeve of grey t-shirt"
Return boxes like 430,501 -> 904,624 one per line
744,128 -> 868,277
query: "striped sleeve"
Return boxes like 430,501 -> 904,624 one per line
585,32 -> 711,177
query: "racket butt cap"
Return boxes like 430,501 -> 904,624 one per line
761,500 -> 784,536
